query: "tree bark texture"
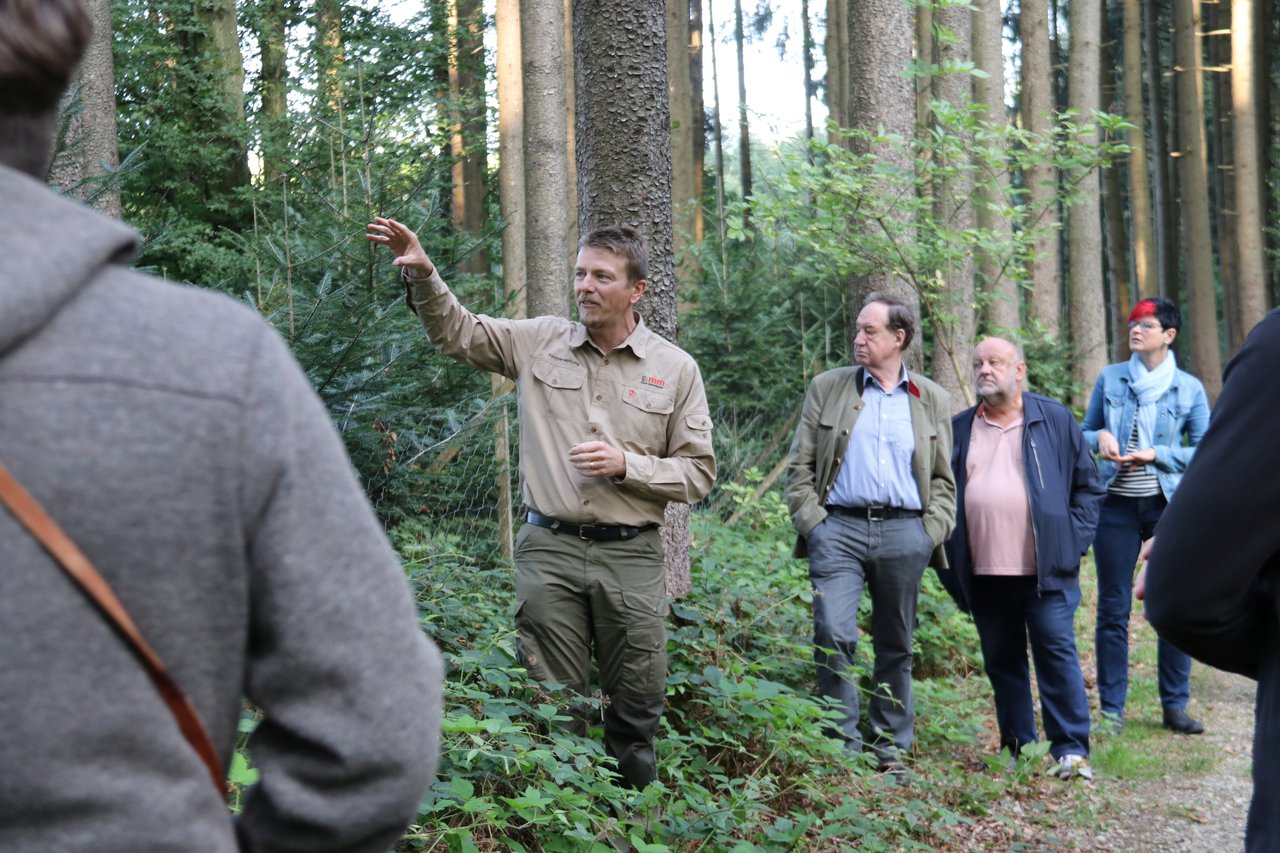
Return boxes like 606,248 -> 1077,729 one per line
1101,13 -> 1131,361
1021,0 -> 1061,338
1066,0 -> 1108,403
690,0 -> 706,244
846,0 -> 923,369
1209,2 -> 1240,353
564,0 -> 579,254
972,0 -> 1020,334
49,0 -> 122,218
522,0 -> 571,318
1232,0 -> 1270,338
255,0 -> 289,185
825,0 -> 848,133
496,0 -> 526,317
572,0 -> 691,597
1173,0 -> 1223,396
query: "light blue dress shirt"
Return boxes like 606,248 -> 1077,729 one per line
826,365 -> 923,510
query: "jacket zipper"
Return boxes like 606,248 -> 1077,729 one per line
1028,427 -> 1044,596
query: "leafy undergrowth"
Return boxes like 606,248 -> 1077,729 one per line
367,486 -> 1219,851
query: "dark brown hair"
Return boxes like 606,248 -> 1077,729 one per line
863,291 -> 917,351
579,225 -> 649,284
0,0 -> 92,115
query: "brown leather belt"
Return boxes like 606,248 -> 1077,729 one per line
526,511 -> 658,541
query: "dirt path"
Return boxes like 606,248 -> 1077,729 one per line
1065,666 -> 1256,851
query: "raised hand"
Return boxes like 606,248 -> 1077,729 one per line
365,216 -> 435,277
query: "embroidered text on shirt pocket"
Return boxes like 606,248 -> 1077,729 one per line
531,357 -> 586,421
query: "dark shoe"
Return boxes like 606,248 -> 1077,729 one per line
1162,707 -> 1205,735
876,758 -> 909,785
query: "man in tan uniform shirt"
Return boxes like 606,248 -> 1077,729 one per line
367,218 -> 715,788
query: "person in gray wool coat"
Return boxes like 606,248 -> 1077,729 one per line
0,1 -> 443,850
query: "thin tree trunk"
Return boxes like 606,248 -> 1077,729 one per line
801,0 -> 815,158
1123,0 -> 1156,298
668,0 -> 699,299
690,0 -> 706,245
1101,12 -> 1131,360
1173,0 -> 1224,396
733,0 -> 752,218
1067,0 -> 1108,404
522,0 -> 571,317
496,0 -> 526,316
825,0 -> 848,134
931,3 -> 976,410
708,0 -> 728,273
1022,0 -> 1061,337
449,0 -> 488,274
1232,0 -> 1270,337
1147,0 -> 1176,298
1210,1 -> 1240,353
564,0 -> 579,255
972,0 -> 1019,334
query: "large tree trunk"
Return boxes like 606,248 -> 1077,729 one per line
449,0 -> 488,274
972,0 -> 1019,334
1021,0 -> 1061,338
1067,0 -> 1107,405
49,0 -> 122,218
522,0 -> 572,317
496,0 -> 526,316
1173,0 -> 1223,396
930,3 -> 976,410
1123,0 -> 1156,298
801,0 -> 816,158
564,0 -> 579,255
1232,0 -> 1270,338
572,0 -> 691,597
847,0 -> 922,369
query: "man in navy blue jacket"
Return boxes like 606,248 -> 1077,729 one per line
942,339 -> 1105,779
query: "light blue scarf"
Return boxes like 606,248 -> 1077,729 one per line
1127,351 -> 1176,449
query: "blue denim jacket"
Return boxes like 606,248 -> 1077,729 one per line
1080,361 -> 1211,499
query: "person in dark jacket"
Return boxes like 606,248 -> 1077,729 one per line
942,339 -> 1106,780
1142,309 -> 1280,852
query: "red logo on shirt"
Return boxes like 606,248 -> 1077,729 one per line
642,376 -> 666,388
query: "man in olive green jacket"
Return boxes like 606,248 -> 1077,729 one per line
786,292 -> 955,769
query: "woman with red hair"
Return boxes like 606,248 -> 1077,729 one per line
1082,297 -> 1211,735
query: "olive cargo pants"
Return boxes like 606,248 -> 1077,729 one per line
513,522 -> 667,788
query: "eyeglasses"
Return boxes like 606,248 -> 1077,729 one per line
1127,320 -> 1163,332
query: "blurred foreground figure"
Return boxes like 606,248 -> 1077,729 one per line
1145,309 -> 1280,853
0,2 -> 442,850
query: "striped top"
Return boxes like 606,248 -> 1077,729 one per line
1108,419 -> 1161,497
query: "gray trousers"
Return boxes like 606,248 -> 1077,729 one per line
512,522 -> 667,788
806,512 -> 934,760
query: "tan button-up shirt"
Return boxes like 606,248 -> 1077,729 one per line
406,269 -> 716,526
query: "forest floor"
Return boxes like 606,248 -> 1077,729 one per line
943,606 -> 1256,852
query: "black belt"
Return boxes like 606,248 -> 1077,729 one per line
825,504 -> 922,521
526,511 -> 659,541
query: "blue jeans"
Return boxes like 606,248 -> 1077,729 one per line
807,512 -> 933,760
1093,493 -> 1192,716
970,576 -> 1091,759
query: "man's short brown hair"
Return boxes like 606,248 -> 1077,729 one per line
579,225 -> 649,285
0,0 -> 92,116
864,291 -> 917,351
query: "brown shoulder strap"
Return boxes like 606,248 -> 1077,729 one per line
0,462 -> 227,797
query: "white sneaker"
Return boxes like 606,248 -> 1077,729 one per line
1050,753 -> 1093,780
